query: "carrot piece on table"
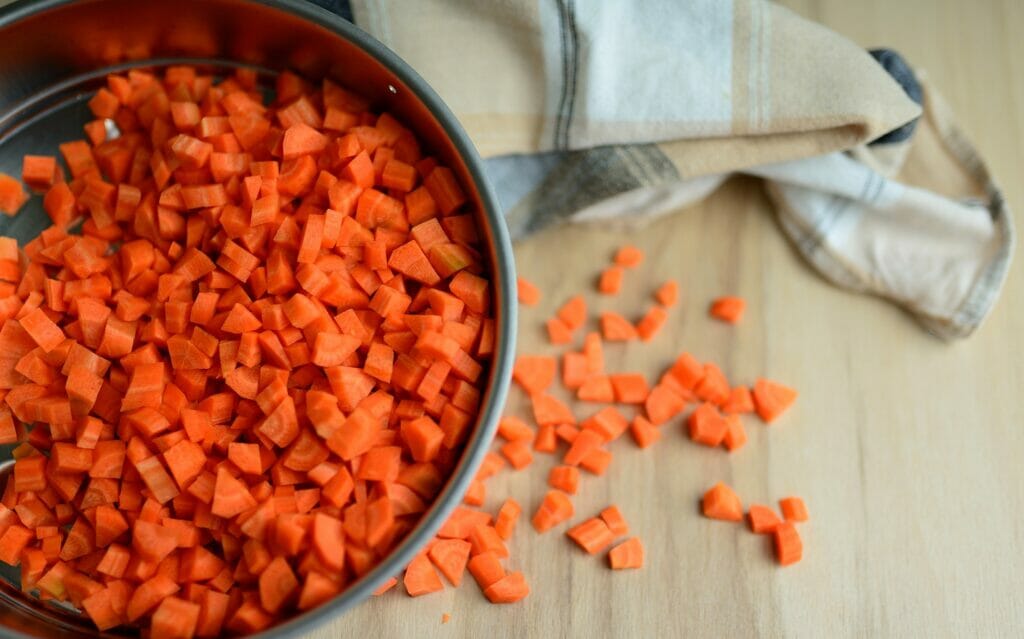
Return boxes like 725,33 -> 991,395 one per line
600,312 -> 637,341
428,539 -> 471,586
688,402 -> 729,447
517,278 -> 541,306
498,416 -> 535,443
721,386 -> 755,414
561,352 -> 588,390
531,490 -> 574,533
695,362 -> 730,405
373,577 -> 399,596
702,482 -> 743,522
644,383 -> 686,425
483,571 -> 529,603
547,465 -> 579,495
599,505 -> 629,537
533,424 -> 557,453
468,524 -> 508,558
753,378 -> 798,423
500,440 -> 533,470
655,280 -> 678,307
566,518 -> 615,554
614,245 -> 644,268
512,355 -> 557,396
609,373 -> 649,404
748,505 -> 782,534
494,498 -> 521,540
773,521 -> 803,566
581,406 -> 629,442
404,553 -> 444,596
467,550 -> 504,590
554,295 -> 586,331
668,352 -> 704,390
579,448 -> 612,475
563,429 -> 602,467
709,296 -> 745,324
630,415 -> 661,449
531,393 -> 576,426
722,414 -> 747,452
636,306 -> 667,341
598,266 -> 624,295
779,497 -> 809,522
546,317 -> 573,345
577,375 -> 614,403
608,537 -> 643,569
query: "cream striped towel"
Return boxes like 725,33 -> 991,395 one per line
335,0 -> 1013,339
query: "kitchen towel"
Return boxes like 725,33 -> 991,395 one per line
340,0 -> 1013,339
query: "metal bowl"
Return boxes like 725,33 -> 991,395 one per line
0,0 -> 515,636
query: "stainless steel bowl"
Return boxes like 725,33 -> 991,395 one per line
0,0 -> 516,636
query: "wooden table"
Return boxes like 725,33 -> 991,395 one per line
325,1 -> 1024,636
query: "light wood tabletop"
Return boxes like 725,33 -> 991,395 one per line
322,1 -> 1024,637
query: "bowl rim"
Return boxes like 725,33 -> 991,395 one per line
0,0 -> 516,636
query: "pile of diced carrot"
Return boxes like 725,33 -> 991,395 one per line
373,244 -> 807,617
0,65 -> 498,636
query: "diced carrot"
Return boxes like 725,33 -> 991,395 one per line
577,376 -> 614,403
499,440 -> 533,470
598,266 -> 624,295
428,538 -> 471,586
556,295 -> 586,331
702,482 -> 743,522
630,415 -> 661,448
779,497 -> 809,522
150,596 -> 201,639
688,402 -> 729,447
607,537 -> 643,569
0,174 -> 28,216
709,296 -> 745,324
516,278 -> 541,306
567,517 -> 615,554
614,245 -> 644,267
722,414 -> 747,452
483,571 -> 529,603
403,553 -> 443,597
753,378 -> 798,423
600,312 -> 637,341
609,373 -> 649,404
636,305 -> 667,341
721,386 -> 755,414
644,383 -> 686,425
547,465 -> 579,495
259,556 -> 299,613
531,490 -> 573,533
512,355 -> 557,396
695,362 -> 730,405
748,505 -> 782,534
545,317 -> 573,345
467,550 -> 504,590
531,394 -> 576,426
773,521 -> 803,566
494,499 -> 521,540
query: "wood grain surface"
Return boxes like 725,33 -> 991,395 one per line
320,1 -> 1024,637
